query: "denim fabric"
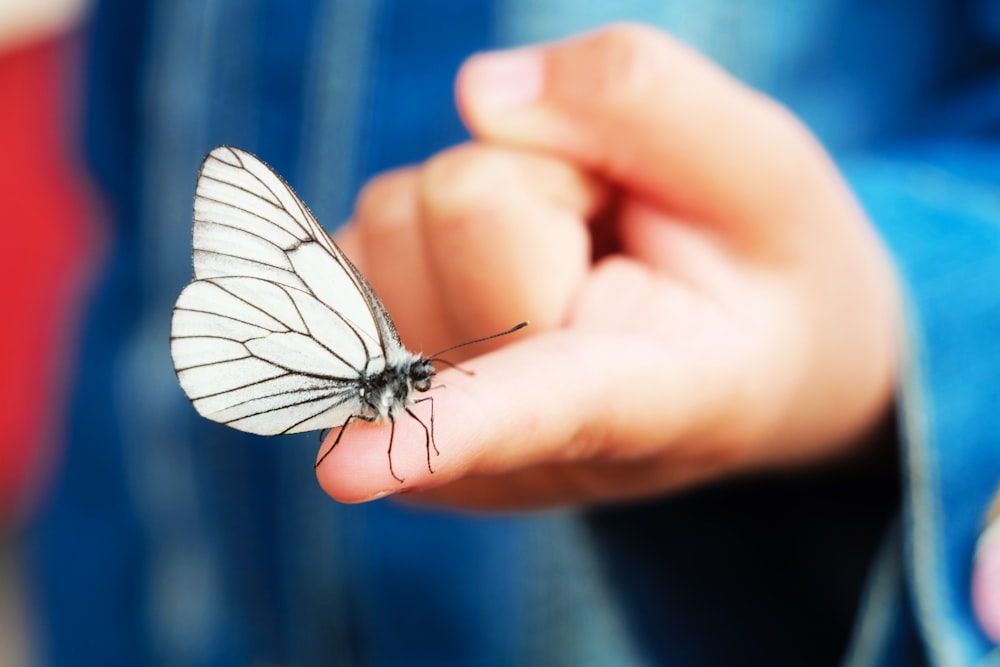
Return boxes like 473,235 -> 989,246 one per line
845,151 -> 1000,665
25,0 -> 1000,665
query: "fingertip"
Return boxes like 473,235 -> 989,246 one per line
457,48 -> 544,124
314,413 -> 458,503
313,424 -> 412,503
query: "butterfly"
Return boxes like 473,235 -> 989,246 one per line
170,146 -> 525,482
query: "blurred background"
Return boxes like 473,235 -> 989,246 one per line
1,1 -> 91,663
1,1 -> 997,666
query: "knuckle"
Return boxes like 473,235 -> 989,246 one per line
420,144 -> 520,226
354,169 -> 418,237
555,23 -> 669,108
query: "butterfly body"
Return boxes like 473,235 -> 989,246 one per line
359,356 -> 434,422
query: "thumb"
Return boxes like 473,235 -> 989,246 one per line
457,24 -> 836,243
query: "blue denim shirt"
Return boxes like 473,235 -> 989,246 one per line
27,1 -> 1000,665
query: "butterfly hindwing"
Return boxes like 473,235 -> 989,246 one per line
171,275 -> 377,435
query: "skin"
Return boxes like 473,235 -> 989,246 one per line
314,24 -> 900,510
974,491 -> 1000,642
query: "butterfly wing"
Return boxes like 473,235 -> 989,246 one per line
193,145 -> 404,361
172,277 -> 370,434
170,146 -> 405,435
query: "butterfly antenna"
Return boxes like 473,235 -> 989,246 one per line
428,321 -> 528,360
432,358 -> 474,376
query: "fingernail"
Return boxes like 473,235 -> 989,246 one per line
973,514 -> 1000,642
343,489 -> 394,504
462,49 -> 543,112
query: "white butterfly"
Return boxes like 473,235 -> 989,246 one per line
170,146 -> 524,481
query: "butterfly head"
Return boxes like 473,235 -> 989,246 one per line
408,356 -> 435,393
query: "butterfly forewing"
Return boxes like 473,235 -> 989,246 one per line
193,147 -> 388,355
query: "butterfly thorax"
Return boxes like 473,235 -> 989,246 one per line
359,355 -> 434,422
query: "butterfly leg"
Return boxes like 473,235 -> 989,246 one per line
386,419 -> 404,483
314,415 -> 357,469
414,396 -> 439,457
408,396 -> 438,474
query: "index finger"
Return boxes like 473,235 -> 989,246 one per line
314,312 -> 732,505
457,25 -> 841,244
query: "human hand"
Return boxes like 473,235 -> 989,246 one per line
315,24 -> 899,509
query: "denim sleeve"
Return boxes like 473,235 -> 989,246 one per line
841,145 -> 1000,666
